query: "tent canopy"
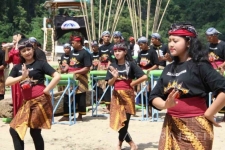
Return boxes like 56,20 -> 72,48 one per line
54,16 -> 87,40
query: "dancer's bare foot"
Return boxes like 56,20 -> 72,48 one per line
128,141 -> 138,150
76,114 -> 83,121
116,141 -> 123,150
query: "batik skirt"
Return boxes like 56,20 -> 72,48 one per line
10,94 -> 53,140
110,89 -> 135,131
158,114 -> 213,150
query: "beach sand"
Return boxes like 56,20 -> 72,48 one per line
1,107 -> 225,150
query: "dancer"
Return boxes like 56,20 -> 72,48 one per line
3,33 -> 24,116
6,41 -> 60,150
106,43 -> 147,150
149,22 -> 225,150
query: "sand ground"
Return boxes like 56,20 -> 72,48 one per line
1,110 -> 225,149
1,94 -> 225,150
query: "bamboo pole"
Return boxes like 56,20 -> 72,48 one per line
80,1 -> 92,52
111,0 -> 122,35
84,1 -> 92,41
138,0 -> 142,36
106,0 -> 113,31
101,0 -> 109,34
90,0 -> 95,40
157,0 -> 170,32
98,0 -> 102,38
146,0 -> 151,38
111,0 -> 125,36
152,0 -> 160,33
127,0 -> 136,41
133,0 -> 139,38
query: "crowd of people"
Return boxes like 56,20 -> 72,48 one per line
1,22 -> 225,150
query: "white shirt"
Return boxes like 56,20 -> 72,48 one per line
133,44 -> 140,57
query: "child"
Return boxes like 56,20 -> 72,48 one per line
58,43 -> 71,92
136,36 -> 159,117
59,43 -> 71,73
91,40 -> 100,71
106,43 -> 147,150
6,41 -> 60,150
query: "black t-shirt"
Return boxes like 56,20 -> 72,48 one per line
9,60 -> 55,85
60,53 -> 70,69
91,52 -> 100,70
149,59 -> 225,107
207,40 -> 225,61
105,61 -> 145,81
150,43 -> 169,67
99,43 -> 114,63
35,48 -> 47,61
137,49 -> 159,69
69,49 -> 92,68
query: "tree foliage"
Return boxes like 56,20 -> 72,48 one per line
0,0 -> 225,45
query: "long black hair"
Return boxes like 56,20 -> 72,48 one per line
169,23 -> 209,72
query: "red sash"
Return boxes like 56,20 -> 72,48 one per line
167,97 -> 207,117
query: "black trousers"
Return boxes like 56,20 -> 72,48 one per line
104,84 -> 112,104
0,94 -> 4,100
63,92 -> 86,115
10,127 -> 44,150
118,113 -> 132,142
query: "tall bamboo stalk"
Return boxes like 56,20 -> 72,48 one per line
127,0 -> 136,40
101,0 -> 109,34
138,0 -> 142,36
90,0 -> 95,40
146,0 -> 151,38
106,0 -> 113,31
98,0 -> 102,38
157,0 -> 170,32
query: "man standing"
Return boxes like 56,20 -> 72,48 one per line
150,33 -> 172,69
206,27 -> 225,121
206,27 -> 225,71
29,37 -> 47,61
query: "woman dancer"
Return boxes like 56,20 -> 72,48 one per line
106,43 -> 147,150
149,22 -> 225,150
6,41 -> 60,150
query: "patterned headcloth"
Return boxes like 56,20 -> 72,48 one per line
137,36 -> 148,44
101,31 -> 110,37
63,43 -> 71,49
91,40 -> 98,46
113,43 -> 127,51
206,27 -> 221,35
168,23 -> 197,37
113,31 -> 122,37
